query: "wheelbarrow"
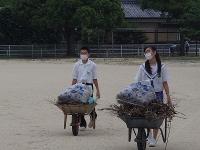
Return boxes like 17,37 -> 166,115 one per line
119,114 -> 168,150
56,103 -> 97,136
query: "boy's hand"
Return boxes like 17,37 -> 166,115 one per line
96,90 -> 100,99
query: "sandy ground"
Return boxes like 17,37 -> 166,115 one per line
0,58 -> 200,150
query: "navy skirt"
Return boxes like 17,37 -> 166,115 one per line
155,91 -> 164,103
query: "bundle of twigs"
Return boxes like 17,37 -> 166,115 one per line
100,101 -> 185,121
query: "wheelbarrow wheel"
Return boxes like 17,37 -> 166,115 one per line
136,128 -> 146,150
72,125 -> 79,136
72,114 -> 79,136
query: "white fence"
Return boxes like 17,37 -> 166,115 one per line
188,44 -> 200,55
0,44 -> 67,58
84,44 -> 172,57
0,44 -> 200,58
78,44 -> 200,57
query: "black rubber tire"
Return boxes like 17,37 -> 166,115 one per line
136,128 -> 146,150
72,115 -> 79,136
128,128 -> 132,142
72,125 -> 79,136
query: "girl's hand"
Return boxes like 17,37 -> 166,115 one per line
167,95 -> 173,107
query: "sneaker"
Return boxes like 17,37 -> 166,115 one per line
147,133 -> 153,144
149,137 -> 157,147
88,110 -> 97,128
80,117 -> 87,128
88,118 -> 95,128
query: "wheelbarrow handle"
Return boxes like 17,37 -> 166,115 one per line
64,115 -> 67,129
159,117 -> 168,143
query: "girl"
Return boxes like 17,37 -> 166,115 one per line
135,46 -> 172,147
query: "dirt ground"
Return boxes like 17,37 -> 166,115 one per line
0,58 -> 199,150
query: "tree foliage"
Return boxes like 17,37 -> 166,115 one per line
180,0 -> 200,40
0,0 -> 125,50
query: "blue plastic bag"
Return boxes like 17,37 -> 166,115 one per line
58,83 -> 92,104
117,81 -> 156,105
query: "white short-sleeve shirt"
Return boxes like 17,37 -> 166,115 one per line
72,59 -> 97,84
135,63 -> 169,92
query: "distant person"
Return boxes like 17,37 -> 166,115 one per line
72,47 -> 100,128
169,44 -> 176,56
135,46 -> 172,147
185,40 -> 190,55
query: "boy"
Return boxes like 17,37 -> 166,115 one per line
72,47 -> 100,128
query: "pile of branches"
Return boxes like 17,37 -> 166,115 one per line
106,102 -> 183,121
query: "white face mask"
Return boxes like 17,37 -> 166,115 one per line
80,54 -> 88,61
145,53 -> 153,60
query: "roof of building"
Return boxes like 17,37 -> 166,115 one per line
121,0 -> 164,19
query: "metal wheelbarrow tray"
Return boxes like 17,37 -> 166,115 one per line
56,103 -> 97,115
119,114 -> 164,129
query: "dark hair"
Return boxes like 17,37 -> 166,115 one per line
80,47 -> 90,53
144,46 -> 162,77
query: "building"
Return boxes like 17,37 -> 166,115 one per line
119,0 -> 180,43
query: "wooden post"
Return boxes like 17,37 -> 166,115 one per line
121,45 -> 123,57
8,45 -> 11,57
32,45 -> 34,58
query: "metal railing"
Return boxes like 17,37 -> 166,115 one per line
0,44 -> 199,58
0,44 -> 67,58
75,44 -> 200,57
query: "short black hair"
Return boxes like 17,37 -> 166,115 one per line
80,47 -> 90,53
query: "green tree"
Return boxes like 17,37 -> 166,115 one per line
0,0 -> 62,44
181,0 -> 200,40
0,7 -> 28,44
0,0 -> 14,6
0,0 -> 125,55
46,0 -> 125,53
13,0 -> 61,44
92,0 -> 124,44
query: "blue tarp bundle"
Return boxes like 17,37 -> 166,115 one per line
58,83 -> 95,104
117,81 -> 156,105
